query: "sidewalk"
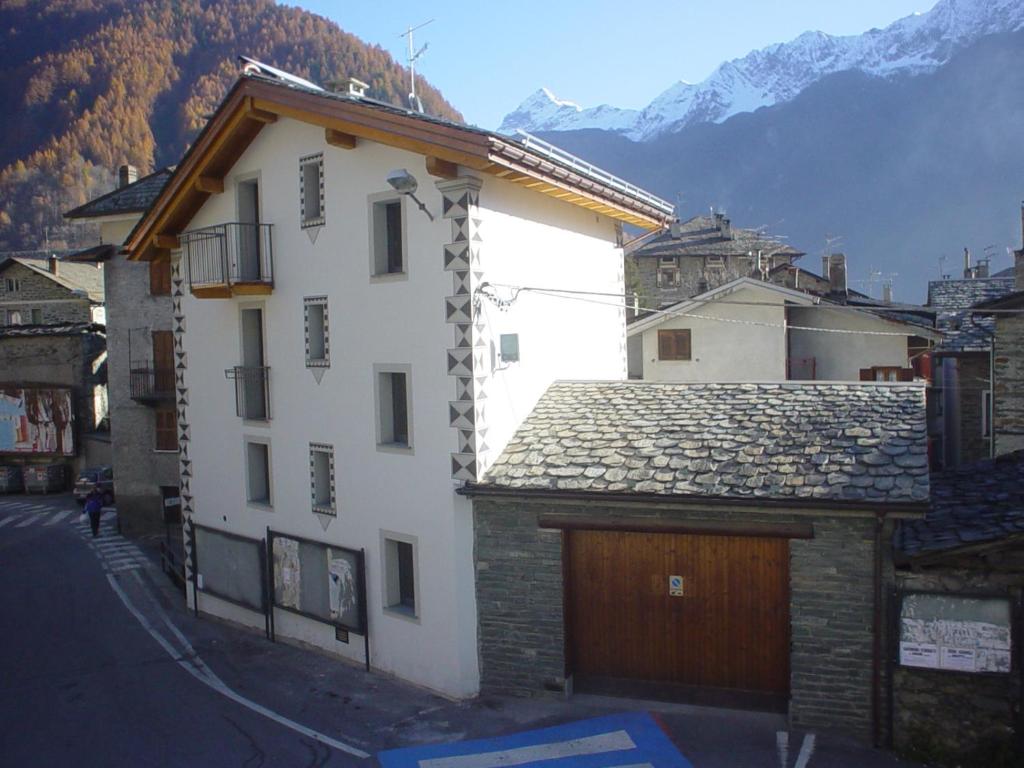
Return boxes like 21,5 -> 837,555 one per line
130,535 -> 917,768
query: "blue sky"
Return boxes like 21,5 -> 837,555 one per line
292,0 -> 929,128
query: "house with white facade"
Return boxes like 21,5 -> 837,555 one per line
627,277 -> 940,382
122,63 -> 672,697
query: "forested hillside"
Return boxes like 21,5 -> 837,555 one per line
0,0 -> 462,251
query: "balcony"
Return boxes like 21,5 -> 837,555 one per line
182,223 -> 274,298
226,366 -> 270,421
129,363 -> 175,404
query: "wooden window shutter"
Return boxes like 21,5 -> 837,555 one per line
897,368 -> 915,382
152,330 -> 174,393
658,330 -> 673,359
155,407 -> 177,451
149,259 -> 171,296
658,329 -> 691,361
859,368 -> 873,381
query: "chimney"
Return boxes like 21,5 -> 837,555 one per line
882,281 -> 893,304
821,255 -> 831,279
719,216 -> 731,240
670,203 -> 682,238
963,247 -> 972,279
347,77 -> 369,98
118,164 -> 138,188
828,253 -> 847,295
1016,246 -> 1024,290
48,255 -> 59,276
976,258 -> 989,279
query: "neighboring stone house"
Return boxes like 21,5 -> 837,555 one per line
927,273 -> 1016,467
626,277 -> 939,382
65,165 -> 175,536
893,450 -> 1024,762
465,381 -> 929,743
120,62 -> 672,698
0,253 -> 104,326
627,213 -> 803,307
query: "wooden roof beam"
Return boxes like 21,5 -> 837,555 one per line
153,234 -> 179,250
244,97 -> 277,124
195,176 -> 224,194
326,128 -> 357,149
425,156 -> 458,179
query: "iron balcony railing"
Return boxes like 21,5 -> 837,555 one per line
226,366 -> 270,421
129,362 -> 175,403
182,222 -> 274,291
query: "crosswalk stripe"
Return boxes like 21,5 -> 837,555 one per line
418,731 -> 637,768
0,516 -> 18,528
15,516 -> 39,528
44,510 -> 72,526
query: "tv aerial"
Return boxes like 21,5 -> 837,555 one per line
400,19 -> 434,112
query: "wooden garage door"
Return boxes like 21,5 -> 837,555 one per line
567,529 -> 790,710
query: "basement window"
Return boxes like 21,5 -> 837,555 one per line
300,153 -> 325,228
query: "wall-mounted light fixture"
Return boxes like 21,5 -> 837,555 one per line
386,169 -> 434,221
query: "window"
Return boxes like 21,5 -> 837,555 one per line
371,198 -> 405,276
300,153 -> 324,227
383,534 -> 417,617
982,390 -> 992,438
5,278 -> 21,292
375,366 -> 411,449
245,440 -> 271,505
705,255 -> 726,271
30,308 -> 42,324
6,310 -> 22,326
149,259 -> 171,296
304,296 -> 329,367
309,443 -> 335,514
155,407 -> 177,452
657,267 -> 680,288
658,329 -> 692,361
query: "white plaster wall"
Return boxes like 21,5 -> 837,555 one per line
788,307 -> 910,380
638,285 -> 786,381
179,117 -> 625,698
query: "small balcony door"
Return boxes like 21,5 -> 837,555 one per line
240,307 -> 267,420
237,179 -> 262,283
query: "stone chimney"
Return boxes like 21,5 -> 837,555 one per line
821,255 -> 830,279
118,164 -> 138,188
975,259 -> 989,279
882,281 -> 893,304
963,247 -> 972,279
48,255 -> 59,276
714,212 -> 731,240
827,253 -> 847,295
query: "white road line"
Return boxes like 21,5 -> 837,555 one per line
0,516 -> 19,528
105,573 -> 369,758
15,516 -> 39,528
418,731 -> 637,768
794,734 -> 816,768
777,731 -> 789,768
44,511 -> 72,525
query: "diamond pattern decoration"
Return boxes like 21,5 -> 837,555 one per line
447,347 -> 474,377
449,400 -> 475,430
445,295 -> 473,324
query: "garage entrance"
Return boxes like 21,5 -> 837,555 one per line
566,529 -> 790,711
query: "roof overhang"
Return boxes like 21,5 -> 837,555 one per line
126,77 -> 672,261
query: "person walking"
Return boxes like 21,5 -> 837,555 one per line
84,484 -> 103,537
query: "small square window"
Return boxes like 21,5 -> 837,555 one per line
304,296 -> 329,367
310,443 -> 335,514
658,329 -> 692,361
300,153 -> 324,228
499,333 -> 520,362
30,308 -> 42,324
383,535 -> 417,617
377,370 -> 410,447
5,278 -> 21,292
371,199 -> 405,276
657,267 -> 680,288
245,441 -> 271,506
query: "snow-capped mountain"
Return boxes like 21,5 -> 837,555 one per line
498,0 -> 1024,141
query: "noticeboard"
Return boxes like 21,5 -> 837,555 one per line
269,529 -> 366,635
899,592 -> 1012,674
193,524 -> 266,613
0,387 -> 75,456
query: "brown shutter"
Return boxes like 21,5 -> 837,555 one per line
658,330 -> 674,360
149,259 -> 171,296
677,329 -> 691,360
152,330 -> 174,393
897,368 -> 915,382
155,407 -> 177,451
859,368 -> 873,381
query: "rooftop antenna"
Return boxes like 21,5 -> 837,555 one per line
823,234 -> 844,256
938,253 -> 948,279
400,19 -> 434,112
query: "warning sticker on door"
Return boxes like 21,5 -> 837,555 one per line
669,575 -> 684,597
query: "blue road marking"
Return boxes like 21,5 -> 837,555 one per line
378,712 -> 692,768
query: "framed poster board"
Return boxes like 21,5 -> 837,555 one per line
0,387 -> 75,456
899,592 -> 1012,674
269,529 -> 367,635
193,524 -> 266,613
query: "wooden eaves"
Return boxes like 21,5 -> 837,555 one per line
125,77 -> 672,262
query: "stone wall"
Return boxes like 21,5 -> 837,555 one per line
0,262 -> 92,324
957,355 -> 990,465
474,496 -> 884,742
893,566 -> 1023,762
630,254 -> 755,307
994,315 -> 1024,456
104,255 -> 178,536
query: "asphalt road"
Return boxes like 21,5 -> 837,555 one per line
0,494 -> 917,767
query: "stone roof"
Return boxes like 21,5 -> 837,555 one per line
0,256 -> 104,303
927,277 -> 1016,353
629,215 -> 804,260
896,450 -> 1024,559
480,381 -> 929,504
64,168 -> 173,220
0,322 -> 104,339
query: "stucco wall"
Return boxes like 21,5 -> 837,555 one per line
177,116 -> 625,697
473,497 -> 882,742
787,307 -> 911,381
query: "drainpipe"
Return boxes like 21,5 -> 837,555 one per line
872,512 -> 884,748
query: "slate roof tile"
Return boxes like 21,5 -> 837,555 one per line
481,381 -> 929,503
927,277 -> 1016,353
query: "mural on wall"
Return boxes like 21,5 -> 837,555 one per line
0,388 -> 74,455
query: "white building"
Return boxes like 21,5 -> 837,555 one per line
627,278 -> 939,382
124,65 -> 672,697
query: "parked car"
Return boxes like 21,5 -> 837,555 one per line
74,466 -> 114,505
